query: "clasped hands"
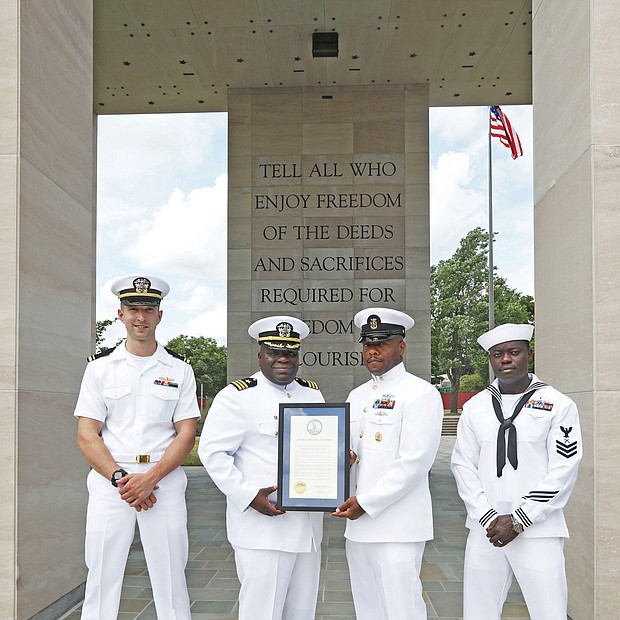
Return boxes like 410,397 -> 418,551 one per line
116,473 -> 159,512
486,514 -> 519,547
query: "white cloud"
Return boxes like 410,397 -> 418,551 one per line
429,150 -> 487,262
183,306 -> 228,345
122,173 -> 228,277
97,113 -> 226,190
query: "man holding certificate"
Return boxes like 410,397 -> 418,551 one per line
332,308 -> 444,620
198,316 -> 324,620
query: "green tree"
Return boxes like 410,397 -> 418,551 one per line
95,318 -> 120,353
431,227 -> 533,412
165,335 -> 227,398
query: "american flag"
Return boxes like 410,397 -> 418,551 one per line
490,105 -> 523,159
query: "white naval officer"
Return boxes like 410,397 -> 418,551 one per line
198,316 -> 325,620
331,308 -> 444,620
74,274 -> 200,619
451,323 -> 582,620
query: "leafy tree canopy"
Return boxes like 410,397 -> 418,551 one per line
431,227 -> 533,412
165,335 -> 227,397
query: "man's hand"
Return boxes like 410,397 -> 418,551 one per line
331,496 -> 365,520
349,450 -> 357,466
129,490 -> 159,512
249,486 -> 285,516
118,473 -> 160,509
486,514 -> 519,547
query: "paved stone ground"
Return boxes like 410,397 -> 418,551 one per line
62,438 -> 530,619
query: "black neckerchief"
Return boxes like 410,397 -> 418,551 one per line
486,378 -> 547,477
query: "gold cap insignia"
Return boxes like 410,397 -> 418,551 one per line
133,277 -> 151,294
277,322 -> 293,338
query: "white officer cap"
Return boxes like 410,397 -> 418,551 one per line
354,307 -> 415,343
110,274 -> 170,306
248,316 -> 310,351
477,323 -> 534,351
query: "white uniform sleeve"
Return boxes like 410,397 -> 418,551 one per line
512,399 -> 582,529
73,362 -> 107,422
198,388 -> 258,512
356,387 -> 443,518
172,362 -> 201,422
450,406 -> 499,529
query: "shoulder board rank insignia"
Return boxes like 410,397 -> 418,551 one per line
230,378 -> 258,391
87,346 -> 116,362
164,347 -> 190,363
295,378 -> 320,390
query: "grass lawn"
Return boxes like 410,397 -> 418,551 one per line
182,436 -> 202,466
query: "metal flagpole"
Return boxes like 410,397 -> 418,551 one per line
488,108 -> 495,331
488,109 -> 495,382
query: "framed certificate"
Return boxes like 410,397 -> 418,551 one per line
277,402 -> 350,511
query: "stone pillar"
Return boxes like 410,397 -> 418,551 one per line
228,85 -> 431,400
0,1 -> 94,617
533,0 -> 620,618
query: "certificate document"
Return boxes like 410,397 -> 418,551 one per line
277,403 -> 350,511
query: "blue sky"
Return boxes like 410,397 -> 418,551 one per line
96,105 -> 533,347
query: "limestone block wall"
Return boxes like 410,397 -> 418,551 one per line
228,85 -> 431,401
0,1 -> 94,617
533,0 -> 620,618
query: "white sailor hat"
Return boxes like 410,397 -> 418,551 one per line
110,274 -> 170,306
248,316 -> 310,351
354,307 -> 414,343
477,323 -> 534,351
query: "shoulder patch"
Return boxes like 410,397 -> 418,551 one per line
295,377 -> 320,390
164,347 -> 190,363
87,346 -> 116,362
230,378 -> 258,391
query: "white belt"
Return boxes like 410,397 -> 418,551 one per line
111,451 -> 165,464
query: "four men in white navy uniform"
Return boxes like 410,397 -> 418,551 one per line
332,308 -> 444,620
198,316 -> 325,620
451,323 -> 582,620
75,283 -> 582,620
74,274 -> 200,619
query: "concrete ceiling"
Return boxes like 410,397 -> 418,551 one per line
94,0 -> 532,114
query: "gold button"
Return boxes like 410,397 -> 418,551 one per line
287,393 -> 291,398
359,432 -> 364,439
363,407 -> 368,412
275,431 -> 278,436
273,415 -> 277,419
375,432 -> 382,442
372,385 -> 377,390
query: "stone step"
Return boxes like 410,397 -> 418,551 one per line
442,416 -> 460,436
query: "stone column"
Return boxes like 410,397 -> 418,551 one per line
228,85 -> 431,400
0,1 -> 94,617
533,0 -> 620,618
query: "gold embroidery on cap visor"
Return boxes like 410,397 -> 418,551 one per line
257,335 -> 301,350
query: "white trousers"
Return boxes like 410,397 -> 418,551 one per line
233,545 -> 321,620
463,528 -> 567,620
346,540 -> 427,620
81,466 -> 191,620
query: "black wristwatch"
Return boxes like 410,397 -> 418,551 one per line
111,468 -> 128,487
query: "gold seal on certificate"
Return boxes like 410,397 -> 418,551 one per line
277,403 -> 350,511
